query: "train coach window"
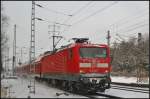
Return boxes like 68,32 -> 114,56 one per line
80,47 -> 107,58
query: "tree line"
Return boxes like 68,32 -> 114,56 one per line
1,3 -> 9,72
110,34 -> 149,82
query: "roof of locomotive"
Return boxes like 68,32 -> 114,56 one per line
60,42 -> 108,49
33,42 -> 108,62
55,42 -> 108,54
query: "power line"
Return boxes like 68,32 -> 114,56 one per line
112,11 -> 149,29
35,3 -> 72,33
35,17 -> 71,47
113,23 -> 148,42
73,1 -> 93,16
110,14 -> 148,40
116,18 -> 148,33
99,23 -> 148,49
61,1 -> 93,34
95,21 -> 148,46
62,1 -> 93,24
116,33 -> 137,39
95,7 -> 149,33
114,5 -> 149,25
61,1 -> 118,34
93,13 -> 146,42
120,23 -> 148,34
35,3 -> 72,17
71,1 -> 118,26
35,17 -> 71,27
111,24 -> 148,44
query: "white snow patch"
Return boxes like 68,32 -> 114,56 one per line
103,88 -> 149,98
1,77 -> 86,98
111,76 -> 149,84
1,76 -> 149,98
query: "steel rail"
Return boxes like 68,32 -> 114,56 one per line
111,82 -> 149,88
111,84 -> 149,92
111,86 -> 149,94
84,92 -> 123,99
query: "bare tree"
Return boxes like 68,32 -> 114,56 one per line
111,34 -> 149,80
1,3 -> 9,72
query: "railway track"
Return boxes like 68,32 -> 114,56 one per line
111,82 -> 149,88
111,85 -> 149,93
111,82 -> 149,94
84,92 -> 123,98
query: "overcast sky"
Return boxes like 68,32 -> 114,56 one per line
2,1 -> 149,67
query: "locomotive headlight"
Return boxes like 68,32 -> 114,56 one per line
105,70 -> 108,73
97,63 -> 108,67
80,70 -> 84,73
80,63 -> 91,67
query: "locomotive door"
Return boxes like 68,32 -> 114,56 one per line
64,55 -> 67,72
68,48 -> 73,72
91,59 -> 97,73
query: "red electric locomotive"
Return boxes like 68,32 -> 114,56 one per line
16,38 -> 112,93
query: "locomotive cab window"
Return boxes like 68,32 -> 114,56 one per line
80,47 -> 107,58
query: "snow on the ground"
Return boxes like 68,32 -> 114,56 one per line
1,75 -> 149,98
103,88 -> 149,98
111,76 -> 149,84
1,77 -> 86,98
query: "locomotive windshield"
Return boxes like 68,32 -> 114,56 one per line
80,47 -> 107,58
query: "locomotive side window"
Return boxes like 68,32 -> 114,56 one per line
68,48 -> 73,59
80,47 -> 107,58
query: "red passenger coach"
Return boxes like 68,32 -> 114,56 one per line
15,64 -> 30,76
16,38 -> 112,93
